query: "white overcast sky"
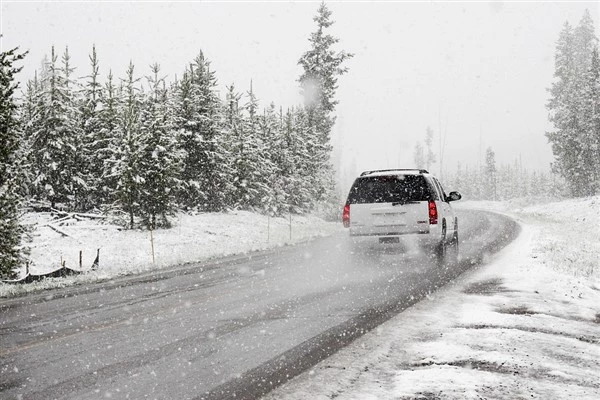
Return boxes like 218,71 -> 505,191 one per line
2,1 -> 599,188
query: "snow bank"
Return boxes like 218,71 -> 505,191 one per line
513,196 -> 600,278
0,211 -> 341,297
459,196 -> 600,278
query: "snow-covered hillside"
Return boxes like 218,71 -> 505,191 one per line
264,196 -> 600,400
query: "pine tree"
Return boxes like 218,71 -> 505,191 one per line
573,10 -> 598,196
60,47 -> 87,209
547,11 -> 599,197
547,22 -> 575,192
174,52 -> 231,211
137,64 -> 183,229
580,46 -> 600,193
0,47 -> 27,278
299,2 -> 353,121
413,142 -> 425,169
460,165 -> 473,199
107,61 -> 143,228
224,84 -> 273,210
574,10 -> 596,71
29,46 -> 84,208
453,162 -> 463,197
243,84 -> 271,209
98,70 -> 122,207
425,126 -> 436,171
19,72 -> 41,199
520,168 -> 531,198
79,45 -> 107,209
275,108 -> 296,214
224,84 -> 246,208
497,165 -> 511,200
484,147 -> 497,200
277,107 -> 313,213
258,103 -> 286,215
298,2 -> 353,208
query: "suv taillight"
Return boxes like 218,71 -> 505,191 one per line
343,203 -> 350,228
428,200 -> 438,225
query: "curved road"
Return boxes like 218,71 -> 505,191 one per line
0,210 -> 519,400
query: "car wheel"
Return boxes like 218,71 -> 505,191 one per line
435,222 -> 447,265
447,228 -> 459,266
452,218 -> 459,250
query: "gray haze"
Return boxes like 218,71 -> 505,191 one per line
2,1 -> 598,191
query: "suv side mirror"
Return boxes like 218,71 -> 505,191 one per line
447,191 -> 462,202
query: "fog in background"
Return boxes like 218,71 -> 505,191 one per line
2,1 -> 598,192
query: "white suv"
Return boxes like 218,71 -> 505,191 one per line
342,169 -> 461,262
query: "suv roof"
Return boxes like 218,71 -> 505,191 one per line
359,169 -> 430,177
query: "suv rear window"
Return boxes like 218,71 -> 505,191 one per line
347,175 -> 432,204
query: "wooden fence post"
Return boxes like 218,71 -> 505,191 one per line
150,229 -> 156,267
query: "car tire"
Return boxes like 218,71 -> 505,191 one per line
435,222 -> 447,265
447,228 -> 459,266
452,219 -> 459,249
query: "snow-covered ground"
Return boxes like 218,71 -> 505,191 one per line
0,211 -> 341,297
3,197 -> 599,399
264,196 -> 600,400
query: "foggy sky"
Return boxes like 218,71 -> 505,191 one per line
2,1 -> 598,191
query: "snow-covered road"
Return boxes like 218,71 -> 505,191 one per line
264,197 -> 600,400
0,210 -> 517,400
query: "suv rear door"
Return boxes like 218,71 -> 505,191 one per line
347,174 -> 432,236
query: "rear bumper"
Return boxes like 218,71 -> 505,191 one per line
349,223 -> 441,237
348,224 -> 443,248
349,231 -> 429,236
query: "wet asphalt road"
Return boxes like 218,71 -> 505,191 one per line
0,210 -> 519,400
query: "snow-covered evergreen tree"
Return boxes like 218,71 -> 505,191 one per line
497,165 -> 513,200
453,162 -> 463,195
28,46 -> 85,209
60,47 -> 87,209
547,11 -> 599,196
19,72 -> 42,199
298,2 -> 353,208
484,147 -> 497,200
223,85 -> 246,208
98,70 -> 122,208
242,84 -> 273,209
413,142 -> 425,169
79,45 -> 107,210
287,107 -> 315,212
136,64 -> 183,229
258,103 -> 286,215
580,46 -> 600,194
572,10 -> 598,195
425,126 -> 436,171
106,62 -> 143,228
0,47 -> 27,278
225,84 -> 275,211
173,52 -> 231,211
